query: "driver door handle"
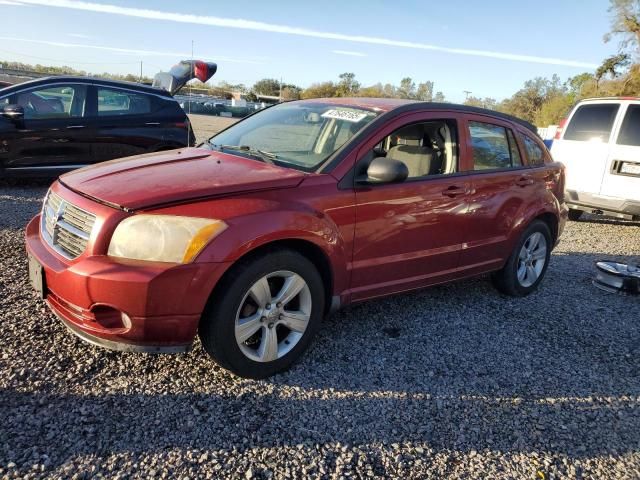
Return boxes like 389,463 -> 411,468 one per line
442,185 -> 467,197
516,176 -> 534,187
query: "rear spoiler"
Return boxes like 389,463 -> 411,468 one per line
152,60 -> 217,96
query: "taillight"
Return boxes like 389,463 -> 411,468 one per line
554,118 -> 567,140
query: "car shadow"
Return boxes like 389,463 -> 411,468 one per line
2,251 -> 639,469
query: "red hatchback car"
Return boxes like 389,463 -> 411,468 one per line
26,98 -> 567,378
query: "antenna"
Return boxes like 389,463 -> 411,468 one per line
187,40 -> 194,147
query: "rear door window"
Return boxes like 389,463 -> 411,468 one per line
564,104 -> 620,142
468,121 -> 521,170
98,88 -> 152,116
616,105 -> 640,146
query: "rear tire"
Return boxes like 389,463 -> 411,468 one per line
199,249 -> 325,379
568,209 -> 583,221
491,220 -> 552,297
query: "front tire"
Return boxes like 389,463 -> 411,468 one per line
199,249 -> 325,379
491,220 -> 552,297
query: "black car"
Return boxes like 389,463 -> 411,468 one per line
0,60 -> 216,177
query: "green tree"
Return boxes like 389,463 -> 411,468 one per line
252,78 -> 281,96
598,0 -> 640,94
336,72 -> 361,97
357,83 -> 386,97
301,82 -> 339,99
397,77 -> 416,99
433,91 -> 446,103
567,72 -> 597,96
281,86 -> 302,101
596,53 -> 631,82
382,83 -> 397,98
537,95 -> 575,126
498,76 -> 566,124
464,96 -> 497,109
415,81 -> 434,101
605,0 -> 640,53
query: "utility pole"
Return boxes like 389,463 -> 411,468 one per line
279,77 -> 283,102
139,61 -> 143,83
463,90 -> 472,100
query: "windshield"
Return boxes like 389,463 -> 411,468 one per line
207,102 -> 380,171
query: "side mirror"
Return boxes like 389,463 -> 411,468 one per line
1,104 -> 24,121
359,156 -> 409,184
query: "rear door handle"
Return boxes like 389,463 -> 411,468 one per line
442,185 -> 467,197
67,125 -> 86,129
145,122 -> 161,126
515,176 -> 534,187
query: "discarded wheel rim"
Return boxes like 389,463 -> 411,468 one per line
593,260 -> 640,295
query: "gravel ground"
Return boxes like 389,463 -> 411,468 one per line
1,180 -> 639,479
189,114 -> 238,144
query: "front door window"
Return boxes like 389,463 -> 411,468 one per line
16,85 -> 87,120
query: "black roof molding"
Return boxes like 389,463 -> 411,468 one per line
399,102 -> 539,134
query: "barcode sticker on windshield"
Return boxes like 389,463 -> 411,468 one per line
321,109 -> 368,123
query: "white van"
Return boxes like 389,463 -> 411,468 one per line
551,98 -> 640,220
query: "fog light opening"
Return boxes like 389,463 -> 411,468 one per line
91,305 -> 131,330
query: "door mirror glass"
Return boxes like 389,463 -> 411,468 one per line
1,104 -> 24,121
363,156 -> 409,184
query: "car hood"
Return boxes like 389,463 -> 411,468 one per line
59,148 -> 307,210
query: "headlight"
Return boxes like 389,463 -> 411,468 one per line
108,215 -> 227,263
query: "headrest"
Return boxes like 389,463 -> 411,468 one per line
396,125 -> 425,141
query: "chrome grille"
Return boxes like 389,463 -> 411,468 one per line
41,190 -> 96,259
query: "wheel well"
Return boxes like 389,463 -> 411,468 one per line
535,212 -> 558,245
211,239 -> 334,316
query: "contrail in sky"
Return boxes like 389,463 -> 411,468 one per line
15,0 -> 599,69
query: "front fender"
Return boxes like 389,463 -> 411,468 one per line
196,207 -> 350,295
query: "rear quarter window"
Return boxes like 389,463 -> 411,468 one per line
564,104 -> 620,142
522,135 -> 546,166
98,88 -> 152,116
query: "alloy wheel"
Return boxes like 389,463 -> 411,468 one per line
517,232 -> 548,288
234,270 -> 312,363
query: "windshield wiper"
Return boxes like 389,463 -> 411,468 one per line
214,144 -> 278,164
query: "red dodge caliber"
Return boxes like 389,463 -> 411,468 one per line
25,98 -> 567,378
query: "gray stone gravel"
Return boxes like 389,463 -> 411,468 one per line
1,180 -> 639,479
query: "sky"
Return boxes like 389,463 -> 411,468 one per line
0,0 -> 620,102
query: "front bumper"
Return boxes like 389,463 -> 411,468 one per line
25,214 -> 230,352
